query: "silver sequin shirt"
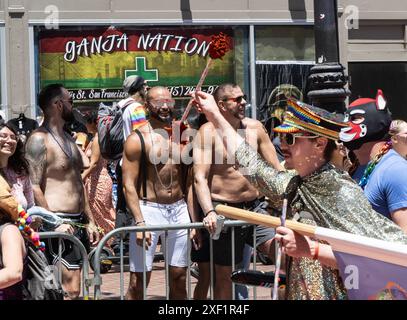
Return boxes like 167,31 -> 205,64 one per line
236,142 -> 407,299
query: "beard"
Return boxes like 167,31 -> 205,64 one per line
62,105 -> 75,122
231,106 -> 245,120
150,109 -> 173,124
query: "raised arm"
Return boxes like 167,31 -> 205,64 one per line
193,91 -> 292,209
25,133 -> 49,210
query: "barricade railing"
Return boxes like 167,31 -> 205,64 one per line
39,231 -> 91,299
92,220 -> 263,300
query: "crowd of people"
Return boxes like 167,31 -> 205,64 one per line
0,75 -> 407,300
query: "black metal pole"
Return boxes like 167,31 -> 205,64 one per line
314,0 -> 340,63
307,0 -> 350,113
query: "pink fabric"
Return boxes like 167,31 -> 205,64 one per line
2,168 -> 34,210
84,139 -> 116,239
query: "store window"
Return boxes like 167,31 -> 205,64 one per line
35,25 -> 248,122
254,26 -> 315,130
255,25 -> 315,62
349,62 -> 407,120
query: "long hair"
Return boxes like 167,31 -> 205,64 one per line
0,123 -> 29,175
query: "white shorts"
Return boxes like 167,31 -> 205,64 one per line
129,199 -> 190,272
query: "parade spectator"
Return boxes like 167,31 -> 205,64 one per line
122,86 -> 191,300
340,91 -> 392,183
0,175 -> 26,300
193,83 -> 283,299
111,75 -> 149,256
82,111 -> 116,241
25,84 -> 99,299
329,141 -> 357,175
0,123 -> 34,210
193,91 -> 407,299
340,93 -> 407,233
389,120 -> 407,159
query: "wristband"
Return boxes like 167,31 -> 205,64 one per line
135,220 -> 145,226
312,240 -> 320,260
205,209 -> 217,217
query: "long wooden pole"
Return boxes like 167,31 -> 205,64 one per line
215,204 -> 316,237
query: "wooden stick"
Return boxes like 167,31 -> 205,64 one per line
180,58 -> 213,123
215,204 -> 316,237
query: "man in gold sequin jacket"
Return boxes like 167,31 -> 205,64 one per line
192,91 -> 407,300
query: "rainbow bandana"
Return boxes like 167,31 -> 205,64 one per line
274,99 -> 347,140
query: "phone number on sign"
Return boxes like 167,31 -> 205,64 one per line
168,85 -> 218,97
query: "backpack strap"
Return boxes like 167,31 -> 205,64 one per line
121,98 -> 136,111
134,129 -> 147,205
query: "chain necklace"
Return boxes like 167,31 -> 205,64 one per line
148,123 -> 173,191
44,125 -> 73,159
359,140 -> 392,189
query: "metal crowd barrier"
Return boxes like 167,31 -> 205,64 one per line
92,220 -> 263,300
38,231 -> 91,299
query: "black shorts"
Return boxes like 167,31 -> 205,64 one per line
46,214 -> 91,270
196,199 -> 275,266
191,228 -> 210,263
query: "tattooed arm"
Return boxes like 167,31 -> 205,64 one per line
25,133 -> 49,210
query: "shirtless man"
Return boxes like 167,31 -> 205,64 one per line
193,83 -> 283,299
122,86 -> 191,300
25,84 -> 99,299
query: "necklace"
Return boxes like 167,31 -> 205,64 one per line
44,125 -> 73,159
359,140 -> 392,189
148,123 -> 173,191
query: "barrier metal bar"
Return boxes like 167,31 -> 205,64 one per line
231,226 -> 236,300
187,228 -> 191,300
58,238 -> 62,291
142,232 -> 147,300
164,230 -> 169,300
39,231 -> 90,299
253,226 -> 257,299
209,235 -> 214,300
120,235 -> 124,300
92,221 -> 252,300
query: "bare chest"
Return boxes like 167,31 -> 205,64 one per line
46,139 -> 82,172
212,129 -> 258,165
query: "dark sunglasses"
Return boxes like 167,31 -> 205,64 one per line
279,133 -> 318,146
224,94 -> 247,104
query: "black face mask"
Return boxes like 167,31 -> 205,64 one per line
339,93 -> 392,151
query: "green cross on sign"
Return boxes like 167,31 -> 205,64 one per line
125,57 -> 159,82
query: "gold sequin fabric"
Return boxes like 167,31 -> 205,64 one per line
236,142 -> 407,300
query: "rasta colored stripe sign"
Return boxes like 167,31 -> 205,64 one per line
39,27 -> 235,102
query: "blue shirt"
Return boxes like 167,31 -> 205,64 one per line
364,149 -> 407,219
352,164 -> 367,183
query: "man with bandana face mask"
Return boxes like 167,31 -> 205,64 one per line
122,86 -> 193,299
340,90 -> 407,233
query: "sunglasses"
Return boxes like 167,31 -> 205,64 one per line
149,99 -> 176,108
279,133 -> 318,146
224,94 -> 247,104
